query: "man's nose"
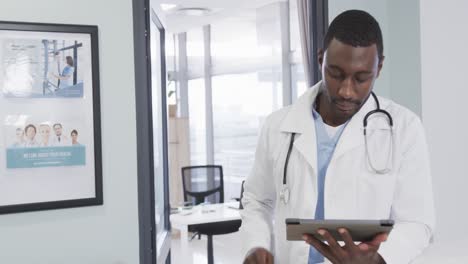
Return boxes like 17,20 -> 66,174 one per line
338,77 -> 356,100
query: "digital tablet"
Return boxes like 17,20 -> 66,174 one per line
286,219 -> 394,242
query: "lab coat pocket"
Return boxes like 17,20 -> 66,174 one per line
357,136 -> 396,218
363,125 -> 394,174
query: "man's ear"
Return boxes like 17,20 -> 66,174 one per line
318,49 -> 324,70
376,55 -> 385,77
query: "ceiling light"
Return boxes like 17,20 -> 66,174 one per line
160,3 -> 177,12
176,7 -> 212,16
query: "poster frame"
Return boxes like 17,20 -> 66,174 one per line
0,21 -> 102,214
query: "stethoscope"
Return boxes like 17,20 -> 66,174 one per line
279,92 -> 394,204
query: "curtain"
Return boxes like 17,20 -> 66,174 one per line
297,0 -> 313,88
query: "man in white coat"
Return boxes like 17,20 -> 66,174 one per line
241,10 -> 434,264
51,123 -> 70,146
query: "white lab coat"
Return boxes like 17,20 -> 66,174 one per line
240,81 -> 435,264
51,135 -> 70,146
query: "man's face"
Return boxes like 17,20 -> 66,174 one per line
71,133 -> 78,142
318,38 -> 383,121
54,125 -> 62,136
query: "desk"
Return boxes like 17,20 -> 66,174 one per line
170,202 -> 241,263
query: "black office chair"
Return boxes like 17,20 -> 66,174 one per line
181,165 -> 242,264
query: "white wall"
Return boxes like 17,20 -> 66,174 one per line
387,0 -> 421,116
329,0 -> 422,116
328,0 -> 391,98
0,1 -> 140,263
420,0 -> 468,242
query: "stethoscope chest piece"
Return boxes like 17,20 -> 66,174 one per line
280,185 -> 290,204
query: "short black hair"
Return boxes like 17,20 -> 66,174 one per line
25,124 -> 36,134
66,56 -> 74,67
324,10 -> 383,59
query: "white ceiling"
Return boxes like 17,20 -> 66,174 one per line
154,0 -> 287,33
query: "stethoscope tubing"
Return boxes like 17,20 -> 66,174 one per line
281,92 -> 393,204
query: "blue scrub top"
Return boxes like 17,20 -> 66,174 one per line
308,107 -> 348,264
59,65 -> 74,88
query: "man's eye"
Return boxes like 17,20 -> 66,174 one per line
328,70 -> 343,80
355,76 -> 370,83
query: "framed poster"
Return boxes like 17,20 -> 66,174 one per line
0,21 -> 102,214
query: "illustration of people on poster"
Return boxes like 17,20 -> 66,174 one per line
4,117 -> 86,168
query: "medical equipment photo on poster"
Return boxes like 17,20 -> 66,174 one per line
0,33 -> 89,98
0,21 -> 102,214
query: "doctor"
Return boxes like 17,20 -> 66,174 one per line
51,123 -> 70,146
241,10 -> 434,264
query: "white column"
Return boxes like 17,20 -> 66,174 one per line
178,32 -> 189,118
203,25 -> 215,165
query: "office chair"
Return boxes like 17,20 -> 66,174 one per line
232,180 -> 245,209
181,165 -> 242,264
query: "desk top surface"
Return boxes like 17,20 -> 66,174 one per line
170,202 -> 241,226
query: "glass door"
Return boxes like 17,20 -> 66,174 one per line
134,0 -> 170,263
149,10 -> 171,263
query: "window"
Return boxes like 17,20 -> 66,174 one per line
188,78 -> 206,165
212,71 -> 281,199
187,28 -> 204,79
289,0 -> 308,101
172,0 -> 308,200
165,33 -> 177,105
210,6 -> 283,199
186,29 -> 207,165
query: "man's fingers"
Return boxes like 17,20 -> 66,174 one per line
338,228 -> 359,253
317,229 -> 345,256
265,251 -> 274,264
367,232 -> 388,247
358,243 -> 371,251
303,233 -> 334,261
257,249 -> 273,264
357,232 -> 388,252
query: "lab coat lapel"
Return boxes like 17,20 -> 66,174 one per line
279,82 -> 321,177
332,93 -> 376,159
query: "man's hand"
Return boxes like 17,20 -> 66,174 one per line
243,247 -> 274,264
303,228 -> 387,264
